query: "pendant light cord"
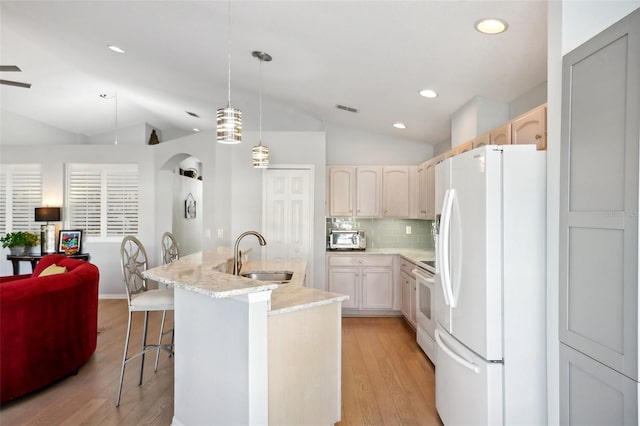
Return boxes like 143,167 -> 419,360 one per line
226,0 -> 232,108
259,58 -> 263,146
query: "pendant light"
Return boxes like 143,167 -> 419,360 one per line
252,51 -> 271,168
217,0 -> 242,144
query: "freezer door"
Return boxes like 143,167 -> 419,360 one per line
435,327 -> 503,425
445,147 -> 504,360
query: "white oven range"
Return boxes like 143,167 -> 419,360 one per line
413,260 -> 436,365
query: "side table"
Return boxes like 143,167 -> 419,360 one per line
6,253 -> 90,275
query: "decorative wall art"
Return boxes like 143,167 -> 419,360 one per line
58,230 -> 82,254
185,193 -> 196,219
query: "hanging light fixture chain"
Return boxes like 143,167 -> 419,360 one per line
259,57 -> 262,146
226,0 -> 232,107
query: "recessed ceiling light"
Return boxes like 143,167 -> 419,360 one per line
419,89 -> 438,98
193,128 -> 200,132
475,18 -> 508,35
393,123 -> 406,129
107,45 -> 125,54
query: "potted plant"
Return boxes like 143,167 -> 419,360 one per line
1,231 -> 40,255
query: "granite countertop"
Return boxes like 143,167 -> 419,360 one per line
143,248 -> 348,316
327,247 -> 436,264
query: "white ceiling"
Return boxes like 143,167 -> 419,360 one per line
0,1 -> 548,145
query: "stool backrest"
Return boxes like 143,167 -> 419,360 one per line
161,232 -> 180,264
120,236 -> 149,304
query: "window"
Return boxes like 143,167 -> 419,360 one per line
66,164 -> 139,239
0,164 -> 43,235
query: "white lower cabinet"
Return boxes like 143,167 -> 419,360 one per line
399,258 -> 416,327
326,254 -> 395,313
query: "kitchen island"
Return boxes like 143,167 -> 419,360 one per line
144,248 -> 348,425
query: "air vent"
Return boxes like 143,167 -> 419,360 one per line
186,111 -> 200,118
336,104 -> 359,113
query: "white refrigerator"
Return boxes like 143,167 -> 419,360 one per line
434,145 -> 547,425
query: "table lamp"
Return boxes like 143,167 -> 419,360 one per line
35,207 -> 61,254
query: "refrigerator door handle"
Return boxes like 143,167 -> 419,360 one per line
435,329 -> 480,374
439,188 -> 456,307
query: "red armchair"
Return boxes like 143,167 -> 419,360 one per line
0,254 -> 99,402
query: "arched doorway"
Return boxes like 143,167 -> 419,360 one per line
159,154 -> 203,256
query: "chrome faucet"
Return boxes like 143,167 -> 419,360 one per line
233,231 -> 267,275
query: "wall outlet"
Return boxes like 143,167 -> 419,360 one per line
405,226 -> 411,234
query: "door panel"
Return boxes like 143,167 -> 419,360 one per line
560,343 -> 638,426
560,10 -> 640,379
264,168 -> 312,275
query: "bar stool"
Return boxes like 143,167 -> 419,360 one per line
154,231 -> 180,369
161,231 -> 180,264
116,235 -> 174,407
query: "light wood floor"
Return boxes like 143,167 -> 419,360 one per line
0,300 -> 442,425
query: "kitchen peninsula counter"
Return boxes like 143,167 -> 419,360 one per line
143,248 -> 345,425
145,250 -> 348,315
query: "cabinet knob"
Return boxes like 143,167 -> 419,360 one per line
535,134 -> 542,139
358,259 -> 363,264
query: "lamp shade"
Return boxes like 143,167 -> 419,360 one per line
35,207 -> 61,222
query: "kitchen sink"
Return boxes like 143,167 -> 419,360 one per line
240,271 -> 294,284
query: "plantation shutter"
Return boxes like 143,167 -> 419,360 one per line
106,167 -> 139,236
67,164 -> 139,238
0,165 -> 42,235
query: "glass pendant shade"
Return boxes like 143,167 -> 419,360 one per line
252,143 -> 269,168
216,106 -> 242,144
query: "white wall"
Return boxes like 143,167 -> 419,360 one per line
0,144 -> 156,296
562,1 -> 640,54
324,122 -> 432,165
228,131 -> 327,290
172,174 -> 203,256
0,110 -> 88,145
450,96 -> 509,147
509,81 -> 548,120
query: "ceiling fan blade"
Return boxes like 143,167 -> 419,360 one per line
0,65 -> 22,72
0,79 -> 31,88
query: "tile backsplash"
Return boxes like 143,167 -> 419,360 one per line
326,217 -> 435,250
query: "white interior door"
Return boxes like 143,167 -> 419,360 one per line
263,167 -> 313,283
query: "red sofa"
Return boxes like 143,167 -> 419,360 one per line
0,254 -> 99,403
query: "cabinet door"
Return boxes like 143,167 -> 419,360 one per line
355,166 -> 381,217
512,104 -> 547,150
361,267 -> 394,310
490,123 -> 511,145
328,267 -> 359,309
560,343 -> 638,425
455,140 -> 473,155
410,279 -> 417,326
417,162 -> 428,219
425,160 -> 436,220
382,166 -> 410,217
472,132 -> 490,149
400,271 -> 412,320
328,167 -> 354,216
560,9 -> 640,380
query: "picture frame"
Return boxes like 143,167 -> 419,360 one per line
185,193 -> 196,219
58,230 -> 82,254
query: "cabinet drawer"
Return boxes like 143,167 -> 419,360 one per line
328,254 -> 393,267
399,258 -> 416,276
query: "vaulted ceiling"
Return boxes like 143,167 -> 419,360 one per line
0,1 -> 547,145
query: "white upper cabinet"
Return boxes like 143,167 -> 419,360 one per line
418,159 -> 437,220
328,167 -> 354,217
355,166 -> 382,217
512,104 -> 547,150
383,166 -> 412,218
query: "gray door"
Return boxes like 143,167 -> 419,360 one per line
559,8 -> 640,423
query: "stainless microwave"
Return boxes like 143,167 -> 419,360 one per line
328,230 -> 366,250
